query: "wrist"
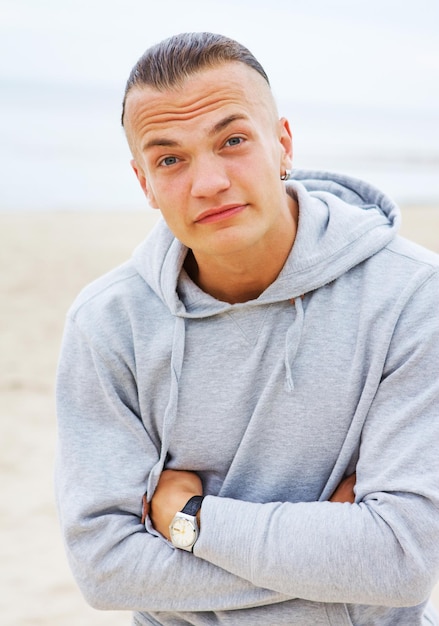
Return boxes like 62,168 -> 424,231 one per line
169,495 -> 204,552
170,491 -> 202,522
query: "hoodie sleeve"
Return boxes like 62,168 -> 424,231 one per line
194,270 -> 439,607
55,315 -> 290,612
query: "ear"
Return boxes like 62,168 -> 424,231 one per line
278,117 -> 293,171
130,160 -> 159,209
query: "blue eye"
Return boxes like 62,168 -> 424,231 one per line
160,156 -> 178,167
226,137 -> 243,147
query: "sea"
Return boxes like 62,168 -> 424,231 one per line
1,80 -> 438,211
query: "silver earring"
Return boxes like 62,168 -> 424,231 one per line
280,169 -> 292,181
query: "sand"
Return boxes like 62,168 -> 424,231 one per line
1,207 -> 438,624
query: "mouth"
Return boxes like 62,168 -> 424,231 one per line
195,204 -> 247,225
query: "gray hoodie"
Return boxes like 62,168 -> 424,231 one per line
55,170 -> 439,625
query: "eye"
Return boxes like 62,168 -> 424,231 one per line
225,136 -> 244,147
159,156 -> 179,167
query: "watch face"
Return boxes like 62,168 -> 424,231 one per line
170,516 -> 197,549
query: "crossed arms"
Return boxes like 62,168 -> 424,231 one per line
149,469 -> 357,540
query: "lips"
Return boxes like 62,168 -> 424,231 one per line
195,204 -> 247,224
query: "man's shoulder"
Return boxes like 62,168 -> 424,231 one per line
68,261 -> 140,315
370,235 -> 439,306
386,235 -> 439,270
66,259 -> 165,329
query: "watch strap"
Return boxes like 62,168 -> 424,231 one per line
180,495 -> 204,516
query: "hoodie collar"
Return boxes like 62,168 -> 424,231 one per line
132,169 -> 400,316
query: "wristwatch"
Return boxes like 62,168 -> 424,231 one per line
169,495 -> 204,552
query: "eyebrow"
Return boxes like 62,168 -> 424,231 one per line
208,114 -> 248,137
143,137 -> 179,151
143,114 -> 248,151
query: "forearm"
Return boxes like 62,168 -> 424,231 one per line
61,510 -> 291,611
195,493 -> 439,607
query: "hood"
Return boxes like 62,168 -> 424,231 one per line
132,169 -> 400,314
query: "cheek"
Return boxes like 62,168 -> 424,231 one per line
145,175 -> 176,210
154,169 -> 189,199
152,180 -> 190,232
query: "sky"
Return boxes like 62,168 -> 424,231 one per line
1,0 -> 438,209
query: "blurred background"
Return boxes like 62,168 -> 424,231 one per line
1,1 -> 438,624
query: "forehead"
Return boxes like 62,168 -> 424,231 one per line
124,62 -> 275,147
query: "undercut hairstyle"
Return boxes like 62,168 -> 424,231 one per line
121,32 -> 270,126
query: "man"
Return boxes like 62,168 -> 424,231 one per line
56,32 -> 439,625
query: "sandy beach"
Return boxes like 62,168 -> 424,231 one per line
1,207 -> 438,625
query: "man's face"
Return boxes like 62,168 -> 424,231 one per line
124,62 -> 293,263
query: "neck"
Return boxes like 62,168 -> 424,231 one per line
185,196 -> 299,304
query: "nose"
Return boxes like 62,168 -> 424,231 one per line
190,157 -> 231,198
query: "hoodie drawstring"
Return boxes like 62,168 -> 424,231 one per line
284,296 -> 305,392
145,296 -> 304,504
146,315 -> 186,500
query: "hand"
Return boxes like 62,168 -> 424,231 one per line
329,472 -> 356,503
149,469 -> 203,539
